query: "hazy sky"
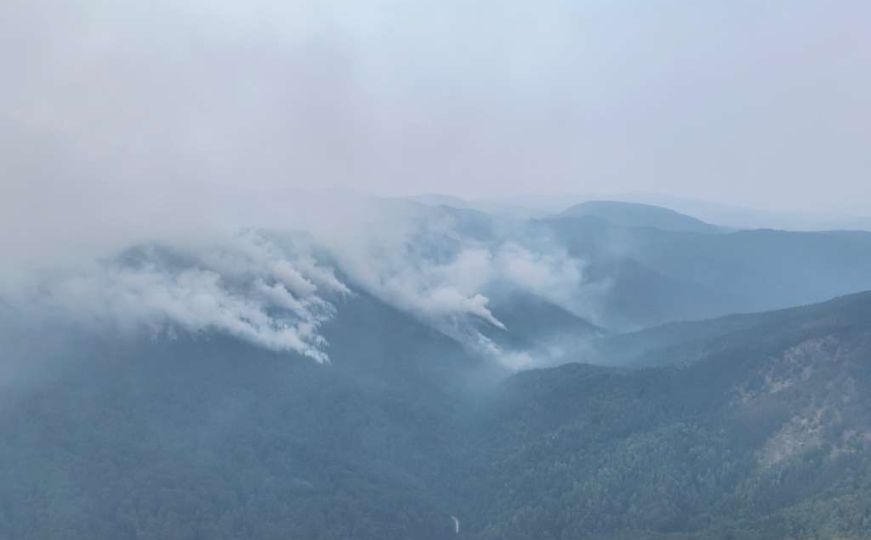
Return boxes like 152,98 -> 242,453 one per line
3,0 -> 870,250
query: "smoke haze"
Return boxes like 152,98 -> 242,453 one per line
4,1 -> 871,264
3,0 -> 870,364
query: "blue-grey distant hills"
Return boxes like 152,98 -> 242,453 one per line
540,202 -> 871,330
558,199 -> 722,233
4,200 -> 871,539
410,198 -> 871,331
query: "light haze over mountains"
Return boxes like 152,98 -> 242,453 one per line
3,0 -> 871,538
3,196 -> 871,538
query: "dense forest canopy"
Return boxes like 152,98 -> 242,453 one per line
2,202 -> 871,539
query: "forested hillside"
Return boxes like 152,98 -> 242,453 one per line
2,291 -> 871,538
464,292 -> 871,538
540,205 -> 871,329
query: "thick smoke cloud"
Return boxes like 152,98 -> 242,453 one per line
3,202 -> 585,367
3,1 -> 868,365
348,241 -> 582,333
302,201 -> 585,348
10,232 -> 347,362
3,0 -> 870,272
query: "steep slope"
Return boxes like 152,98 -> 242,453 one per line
462,291 -> 871,539
594,290 -> 871,367
544,215 -> 871,329
0,291 -> 491,540
4,208 -> 871,540
480,290 -> 605,367
2,285 -> 871,539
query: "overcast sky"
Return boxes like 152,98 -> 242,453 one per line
3,0 -> 870,255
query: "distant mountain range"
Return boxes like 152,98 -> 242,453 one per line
409,193 -> 871,232
2,199 -> 871,539
536,201 -> 871,330
558,200 -> 723,233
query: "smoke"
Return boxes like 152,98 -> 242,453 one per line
1,0 -> 868,371
1,199 -> 586,367
358,240 -> 583,333
300,202 -> 586,360
4,0 -> 870,270
8,232 -> 347,362
0,0 -> 679,367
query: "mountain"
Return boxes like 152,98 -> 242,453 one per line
396,199 -> 871,332
559,200 -> 721,233
612,193 -> 871,232
593,290 -> 871,367
5,199 -> 871,539
542,214 -> 871,329
461,290 -> 871,539
3,279 -> 871,539
481,289 -> 606,368
0,290 -> 492,540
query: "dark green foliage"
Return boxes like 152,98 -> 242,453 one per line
2,292 -> 871,538
458,293 -> 871,539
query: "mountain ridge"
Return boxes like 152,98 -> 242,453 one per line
558,200 -> 722,233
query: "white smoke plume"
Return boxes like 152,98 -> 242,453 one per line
2,195 -> 585,368
299,202 -> 586,363
10,232 -> 347,363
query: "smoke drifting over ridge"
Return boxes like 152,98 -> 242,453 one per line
7,232 -> 339,362
3,199 -> 586,367
4,1 -> 870,364
4,0 -> 871,265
